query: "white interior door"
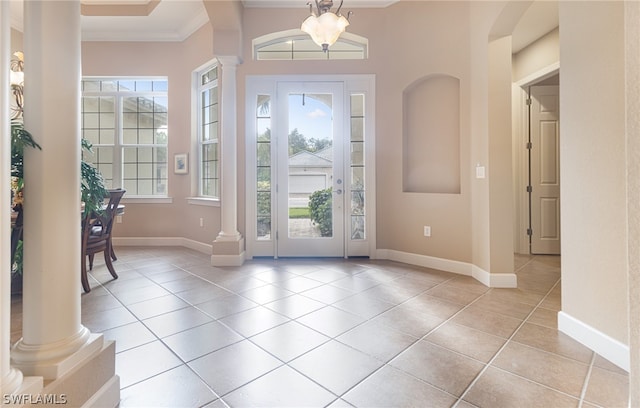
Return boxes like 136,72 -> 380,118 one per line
276,82 -> 345,257
530,85 -> 561,254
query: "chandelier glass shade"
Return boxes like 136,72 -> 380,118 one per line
301,0 -> 351,52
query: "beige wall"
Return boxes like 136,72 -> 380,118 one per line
239,2 -> 476,263
81,23 -> 221,244
512,27 -> 559,83
559,1 -> 628,343
625,0 -> 640,401
75,2 -> 522,277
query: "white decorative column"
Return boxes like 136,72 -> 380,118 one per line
10,0 -> 103,380
0,0 -> 24,396
211,56 -> 245,266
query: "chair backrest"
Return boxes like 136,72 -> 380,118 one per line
101,189 -> 126,236
82,189 -> 126,243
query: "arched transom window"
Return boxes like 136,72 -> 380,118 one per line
253,29 -> 368,61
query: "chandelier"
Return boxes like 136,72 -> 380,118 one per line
301,0 -> 352,52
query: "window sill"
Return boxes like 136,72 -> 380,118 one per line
187,197 -> 220,207
121,197 -> 173,204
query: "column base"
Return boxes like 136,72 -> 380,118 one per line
5,338 -> 119,407
11,330 -> 102,380
2,376 -> 44,407
211,237 -> 245,266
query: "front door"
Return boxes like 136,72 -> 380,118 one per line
276,82 -> 345,257
529,85 -> 561,254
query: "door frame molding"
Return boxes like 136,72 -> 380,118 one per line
244,74 -> 376,259
512,63 -> 559,254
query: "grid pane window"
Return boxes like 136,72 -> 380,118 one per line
350,94 -> 365,240
81,78 -> 168,196
256,36 -> 366,60
256,95 -> 271,240
198,65 -> 219,198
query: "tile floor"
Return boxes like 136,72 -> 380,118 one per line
10,247 -> 629,407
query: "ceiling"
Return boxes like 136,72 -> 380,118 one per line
9,0 -> 558,50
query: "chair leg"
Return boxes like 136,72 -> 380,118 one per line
89,253 -> 95,270
110,237 -> 117,261
104,246 -> 119,280
81,255 -> 91,293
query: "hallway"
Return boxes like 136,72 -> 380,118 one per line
11,249 -> 629,407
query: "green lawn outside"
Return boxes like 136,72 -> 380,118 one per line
289,207 -> 310,219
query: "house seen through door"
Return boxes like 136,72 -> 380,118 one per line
246,76 -> 375,259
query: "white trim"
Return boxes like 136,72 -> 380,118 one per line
558,311 -> 630,372
514,62 -> 560,88
471,264 -> 518,288
245,74 -> 376,259
211,252 -> 246,267
186,197 -> 220,207
112,237 -> 212,254
81,374 -> 120,408
121,197 -> 173,204
376,249 -> 517,288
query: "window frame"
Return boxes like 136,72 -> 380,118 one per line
81,77 -> 169,199
196,63 -> 220,199
253,29 -> 368,61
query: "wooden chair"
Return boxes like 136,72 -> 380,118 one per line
81,189 -> 125,293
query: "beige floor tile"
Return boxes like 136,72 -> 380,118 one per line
583,366 -> 629,408
296,305 -> 366,338
250,320 -> 330,362
223,365 -> 336,407
162,321 -> 243,362
472,295 -> 535,320
512,322 -> 594,364
289,340 -> 384,395
342,365 -> 457,408
119,365 -> 218,407
372,302 -> 446,338
403,293 -> 465,320
426,322 -> 507,363
391,340 -> 485,397
526,306 -> 558,329
337,319 -> 418,362
463,366 -> 579,408
492,341 -> 589,397
451,304 -> 523,339
188,340 -> 282,396
116,341 -> 183,388
425,284 -> 483,305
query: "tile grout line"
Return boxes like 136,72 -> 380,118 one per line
327,277 -> 498,406
577,352 -> 597,408
452,276 -> 563,407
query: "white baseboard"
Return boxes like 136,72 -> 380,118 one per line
376,249 -> 517,288
558,311 -> 630,372
112,237 -> 212,255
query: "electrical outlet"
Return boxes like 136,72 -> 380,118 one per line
424,226 -> 431,237
199,218 -> 204,227
116,215 -> 122,224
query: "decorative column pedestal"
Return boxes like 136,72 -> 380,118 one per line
7,2 -> 119,405
212,56 -> 245,266
0,0 -> 43,401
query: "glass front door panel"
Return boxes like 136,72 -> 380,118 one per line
287,93 -> 334,239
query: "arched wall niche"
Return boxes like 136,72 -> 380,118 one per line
403,73 -> 461,194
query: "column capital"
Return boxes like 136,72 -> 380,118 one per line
216,55 -> 242,67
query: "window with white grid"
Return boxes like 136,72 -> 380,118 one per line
81,78 -> 168,197
198,65 -> 219,198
